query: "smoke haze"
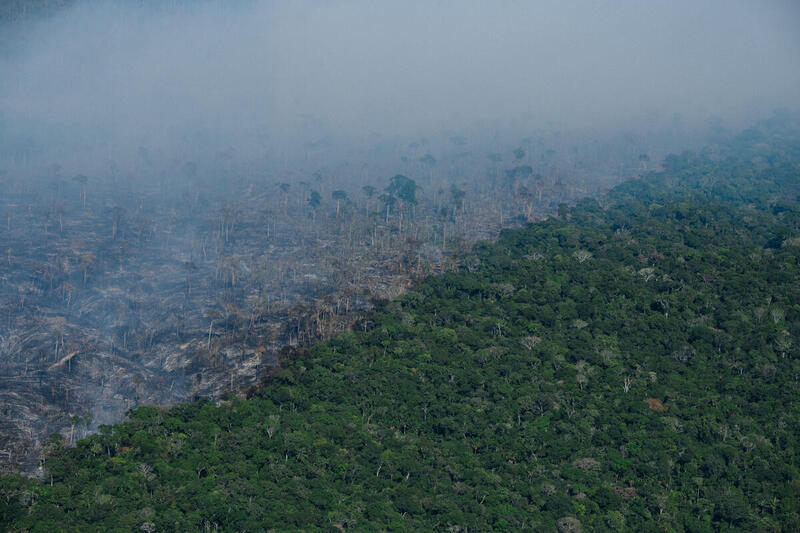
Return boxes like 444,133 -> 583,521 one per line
0,0 -> 799,475
1,0 -> 798,169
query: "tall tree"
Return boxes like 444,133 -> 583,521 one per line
331,190 -> 347,218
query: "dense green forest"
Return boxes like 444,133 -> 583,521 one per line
1,115 -> 799,531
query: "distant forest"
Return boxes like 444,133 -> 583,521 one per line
1,113 -> 798,531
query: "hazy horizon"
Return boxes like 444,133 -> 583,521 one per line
1,0 -> 799,171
